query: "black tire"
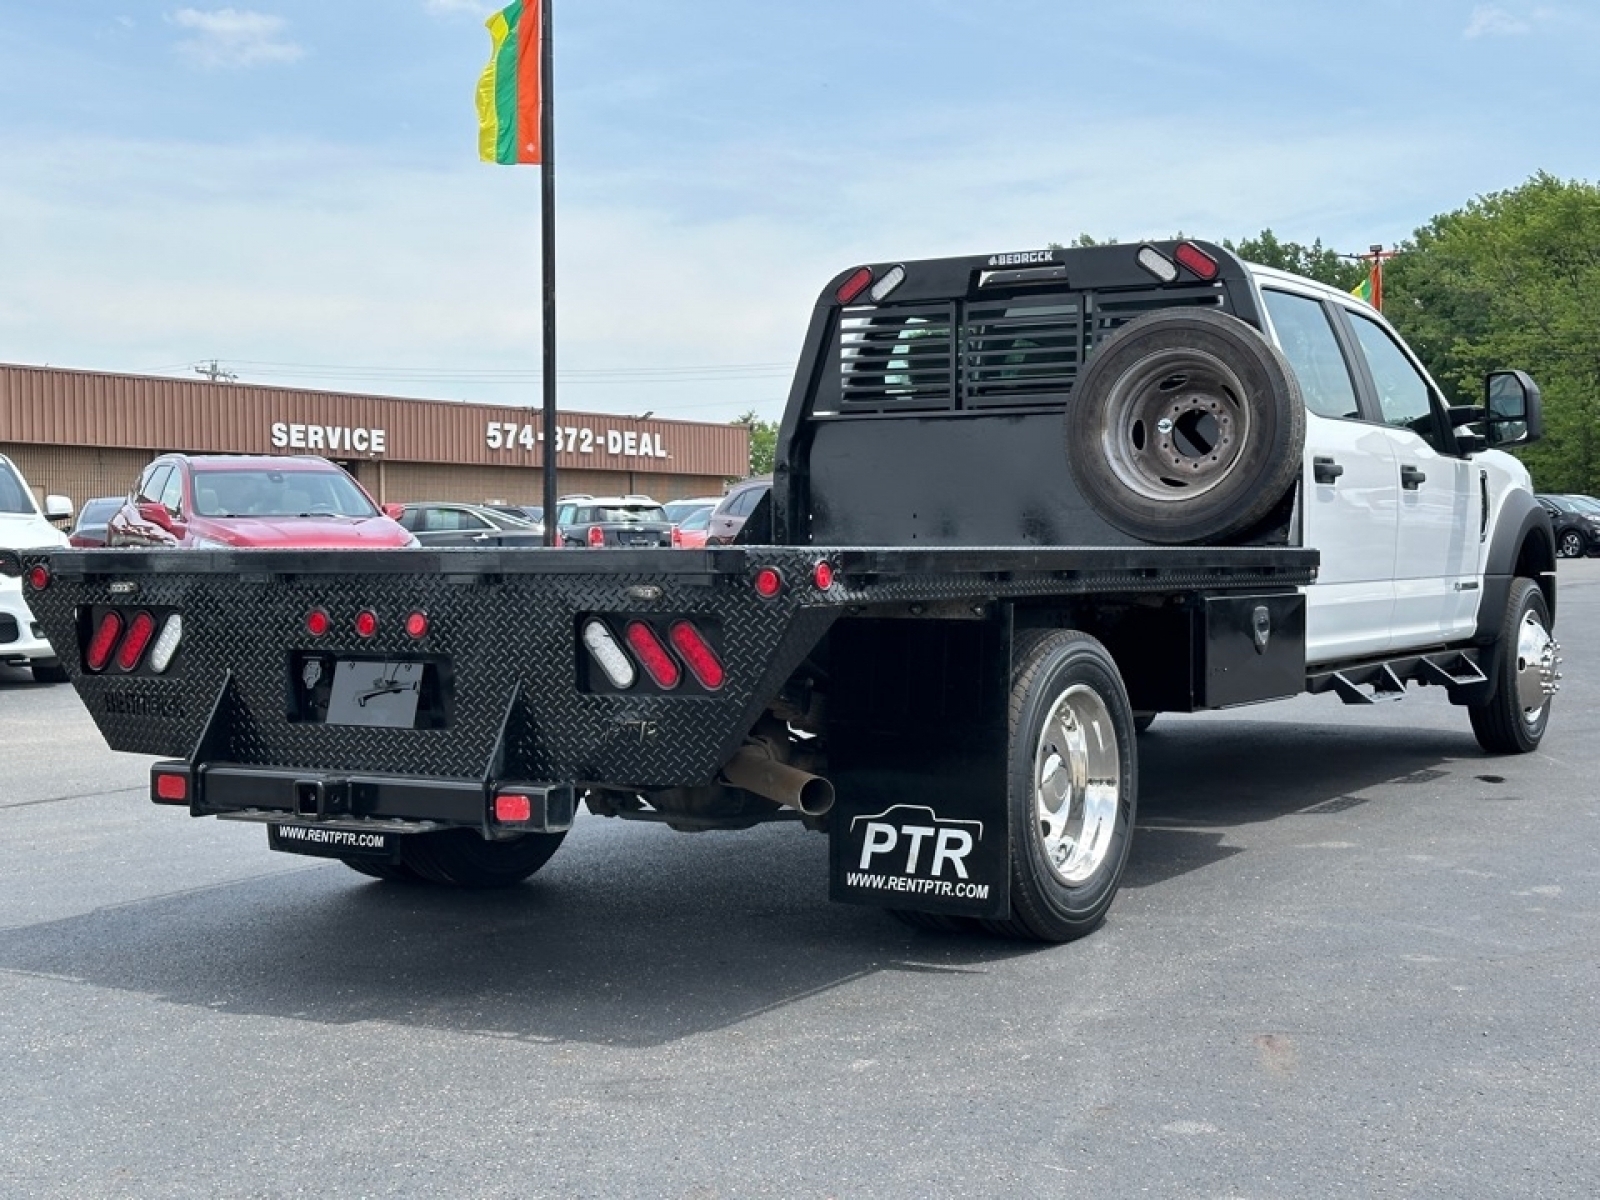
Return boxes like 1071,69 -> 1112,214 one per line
1557,530 -> 1583,559
30,658 -> 70,684
339,856 -> 428,884
1469,578 -> 1557,754
400,828 -> 567,888
984,630 -> 1137,942
1065,308 -> 1306,545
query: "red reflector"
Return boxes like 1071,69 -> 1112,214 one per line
154,772 -> 188,803
306,609 -> 330,637
116,611 -> 158,672
753,567 -> 783,599
625,621 -> 681,689
494,793 -> 533,823
587,526 -> 605,547
812,560 -> 834,590
27,565 -> 49,591
836,266 -> 874,305
354,609 -> 378,638
1174,242 -> 1219,280
405,611 -> 429,639
668,621 -> 726,690
87,611 -> 125,672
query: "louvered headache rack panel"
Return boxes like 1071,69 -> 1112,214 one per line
829,284 -> 1226,414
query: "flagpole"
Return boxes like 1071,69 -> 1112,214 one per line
539,0 -> 558,545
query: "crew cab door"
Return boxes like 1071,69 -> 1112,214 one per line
1339,307 -> 1479,650
1260,287 -> 1398,664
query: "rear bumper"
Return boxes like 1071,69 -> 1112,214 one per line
162,761 -> 576,835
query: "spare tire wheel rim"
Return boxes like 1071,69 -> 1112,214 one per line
1033,683 -> 1120,887
1099,347 -> 1251,503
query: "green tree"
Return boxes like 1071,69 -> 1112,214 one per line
1384,173 -> 1600,492
734,410 -> 779,477
1224,229 -> 1366,291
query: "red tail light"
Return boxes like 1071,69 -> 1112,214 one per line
306,609 -> 330,637
404,611 -> 429,639
116,611 -> 158,672
753,567 -> 784,599
27,564 -> 50,591
152,765 -> 190,805
354,609 -> 378,638
624,621 -> 681,689
1174,242 -> 1219,281
587,526 -> 605,547
668,621 -> 726,690
494,792 -> 533,823
671,527 -> 683,548
812,560 -> 835,590
836,266 -> 874,305
86,611 -> 125,672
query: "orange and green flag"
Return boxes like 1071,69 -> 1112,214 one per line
477,1 -> 542,165
1349,266 -> 1381,310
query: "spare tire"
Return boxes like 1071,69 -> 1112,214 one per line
1065,308 -> 1305,545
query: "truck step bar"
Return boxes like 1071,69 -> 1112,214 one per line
1308,649 -> 1488,705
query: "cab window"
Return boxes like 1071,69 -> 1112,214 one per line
1347,311 -> 1448,451
137,465 -> 173,505
1261,290 -> 1360,420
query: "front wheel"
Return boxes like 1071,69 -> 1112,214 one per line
1557,530 -> 1583,559
400,828 -> 568,888
1469,578 -> 1558,754
985,630 -> 1137,942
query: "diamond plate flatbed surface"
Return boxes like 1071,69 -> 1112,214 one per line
25,545 -> 1316,786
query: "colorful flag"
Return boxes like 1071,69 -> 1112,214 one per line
1349,276 -> 1373,304
1349,267 -> 1382,310
477,1 -> 541,165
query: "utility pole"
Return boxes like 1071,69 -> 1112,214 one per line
195,359 -> 238,383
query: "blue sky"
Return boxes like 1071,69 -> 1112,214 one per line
1,1 -> 1595,425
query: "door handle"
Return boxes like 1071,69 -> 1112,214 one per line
1312,456 -> 1344,484
1400,464 -> 1427,490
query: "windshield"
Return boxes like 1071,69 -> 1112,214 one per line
0,460 -> 38,515
664,500 -> 714,523
678,507 -> 711,531
595,505 -> 667,523
192,468 -> 379,518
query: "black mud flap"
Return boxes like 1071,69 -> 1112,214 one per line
825,618 -> 1012,921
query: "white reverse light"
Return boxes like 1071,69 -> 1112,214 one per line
582,619 -> 637,689
149,614 -> 184,674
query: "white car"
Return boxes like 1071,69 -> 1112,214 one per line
0,453 -> 72,682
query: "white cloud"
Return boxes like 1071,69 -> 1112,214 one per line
1464,5 -> 1532,37
169,8 -> 303,68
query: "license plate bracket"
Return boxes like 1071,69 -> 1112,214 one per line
291,653 -> 453,728
268,823 -> 400,860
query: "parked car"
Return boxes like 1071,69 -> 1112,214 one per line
704,476 -> 771,546
0,452 -> 71,682
662,496 -> 722,526
554,496 -> 673,547
1537,493 -> 1600,558
670,505 -> 713,549
68,496 -> 124,548
487,504 -> 544,533
398,502 -> 549,548
106,454 -> 417,549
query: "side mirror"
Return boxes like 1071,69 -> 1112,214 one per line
44,494 -> 73,523
1482,370 -> 1543,448
383,503 -> 405,521
135,501 -> 177,533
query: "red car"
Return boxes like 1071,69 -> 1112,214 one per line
670,505 -> 712,548
106,454 -> 417,549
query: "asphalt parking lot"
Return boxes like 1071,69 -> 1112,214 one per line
3,561 -> 1597,1199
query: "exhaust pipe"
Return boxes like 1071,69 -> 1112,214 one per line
720,743 -> 835,817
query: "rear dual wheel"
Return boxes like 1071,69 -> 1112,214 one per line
340,828 -> 567,889
985,630 -> 1137,942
